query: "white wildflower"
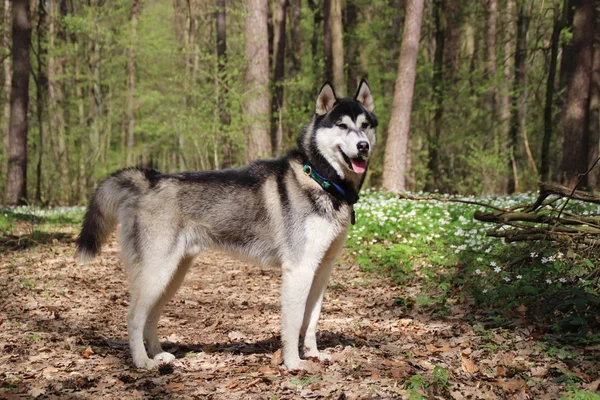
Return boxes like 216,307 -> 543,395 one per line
494,266 -> 501,273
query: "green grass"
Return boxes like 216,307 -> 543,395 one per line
348,190 -> 600,343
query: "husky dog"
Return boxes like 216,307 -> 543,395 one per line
76,80 -> 377,370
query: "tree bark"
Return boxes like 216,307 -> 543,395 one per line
561,0 -> 594,188
507,2 -> 530,193
243,0 -> 271,161
500,0 -> 515,183
382,0 -> 424,192
126,0 -> 139,166
47,0 -> 68,201
2,0 -> 10,166
6,0 -> 31,205
587,10 -> 600,188
323,0 -> 332,82
345,0 -> 358,90
289,0 -> 302,78
486,0 -> 498,121
330,0 -> 344,96
426,0 -> 445,192
34,3 -> 46,203
271,0 -> 288,155
541,3 -> 562,183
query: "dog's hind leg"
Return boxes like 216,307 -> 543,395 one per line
144,255 -> 194,359
300,233 -> 346,360
126,252 -> 184,369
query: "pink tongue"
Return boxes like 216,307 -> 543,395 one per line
351,159 -> 367,173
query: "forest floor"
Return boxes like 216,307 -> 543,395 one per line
0,223 -> 599,399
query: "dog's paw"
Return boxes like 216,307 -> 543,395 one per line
134,357 -> 158,369
313,352 -> 331,362
284,359 -> 321,373
153,352 -> 176,364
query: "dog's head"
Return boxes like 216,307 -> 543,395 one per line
310,80 -> 377,179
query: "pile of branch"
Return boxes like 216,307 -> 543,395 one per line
474,182 -> 600,246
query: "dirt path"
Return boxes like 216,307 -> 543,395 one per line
0,232 -> 596,399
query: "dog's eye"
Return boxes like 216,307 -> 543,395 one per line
361,122 -> 369,129
337,123 -> 348,130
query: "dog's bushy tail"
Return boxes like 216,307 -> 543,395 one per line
76,167 -> 159,262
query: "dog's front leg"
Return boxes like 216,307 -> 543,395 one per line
280,264 -> 316,370
301,233 -> 346,360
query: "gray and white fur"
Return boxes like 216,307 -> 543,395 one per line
76,80 -> 377,370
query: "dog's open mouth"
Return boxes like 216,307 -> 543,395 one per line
341,150 -> 367,174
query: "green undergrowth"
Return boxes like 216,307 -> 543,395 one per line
0,206 -> 85,251
348,190 -> 600,345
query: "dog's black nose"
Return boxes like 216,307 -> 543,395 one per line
357,141 -> 369,154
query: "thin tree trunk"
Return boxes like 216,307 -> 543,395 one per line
47,0 -> 68,201
507,2 -> 529,193
6,0 -> 31,205
289,0 -> 302,78
344,0 -> 358,90
486,0 -> 498,122
588,17 -> 600,188
126,0 -> 139,166
2,0 -> 11,169
216,0 -> 231,167
271,0 -> 288,155
75,40 -> 87,203
243,0 -> 271,161
323,0 -> 332,82
330,0 -> 344,95
34,3 -> 46,203
541,2 -> 562,182
382,0 -> 424,192
427,0 -> 445,192
561,0 -> 594,187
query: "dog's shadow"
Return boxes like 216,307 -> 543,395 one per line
165,330 -> 362,358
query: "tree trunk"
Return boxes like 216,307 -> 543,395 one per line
271,0 -> 288,155
216,0 -> 231,167
541,3 -> 562,183
323,0 -> 332,82
47,0 -> 68,201
588,18 -> 600,188
243,0 -> 271,161
34,3 -> 46,203
426,0 -> 445,192
382,0 -> 424,192
289,0 -> 302,78
561,0 -> 594,188
345,0 -> 358,90
126,0 -> 139,166
6,0 -> 31,205
486,0 -> 498,121
330,0 -> 344,96
507,2 -> 530,193
2,0 -> 10,169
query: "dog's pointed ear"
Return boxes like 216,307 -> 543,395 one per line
315,82 -> 337,116
355,79 -> 374,112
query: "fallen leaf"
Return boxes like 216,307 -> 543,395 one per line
82,346 -> 94,359
461,354 -> 478,374
496,378 -> 526,392
258,366 -> 279,375
496,365 -> 506,377
271,349 -> 283,366
165,382 -> 185,391
28,386 -> 46,398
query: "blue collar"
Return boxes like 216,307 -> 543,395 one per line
302,163 -> 360,206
